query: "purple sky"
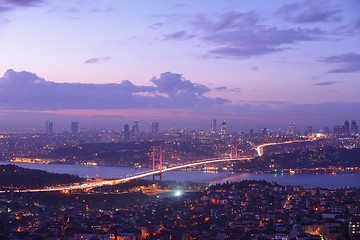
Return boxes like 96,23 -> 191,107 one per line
0,0 -> 359,132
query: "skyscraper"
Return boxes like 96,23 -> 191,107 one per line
344,120 -> 350,135
123,124 -> 130,141
351,120 -> 358,135
323,126 -> 330,135
152,122 -> 159,134
220,120 -> 227,135
71,122 -> 79,135
249,128 -> 254,138
45,120 -> 53,134
133,120 -> 139,139
287,122 -> 296,136
334,125 -> 345,135
211,119 -> 216,134
306,125 -> 313,136
262,128 -> 269,139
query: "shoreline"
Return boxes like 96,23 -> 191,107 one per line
1,160 -> 359,176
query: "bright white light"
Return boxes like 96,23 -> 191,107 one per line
175,191 -> 181,197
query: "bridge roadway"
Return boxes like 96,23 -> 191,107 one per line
255,137 -> 318,156
2,138 -> 316,193
255,140 -> 301,156
1,157 -> 251,193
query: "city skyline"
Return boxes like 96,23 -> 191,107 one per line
19,118 -> 359,136
0,0 -> 359,129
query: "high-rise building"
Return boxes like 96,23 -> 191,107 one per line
323,126 -> 330,135
306,125 -> 313,136
220,120 -> 227,135
71,122 -> 79,135
133,120 -> 139,139
249,128 -> 254,138
211,119 -> 217,134
123,124 -> 130,141
334,125 -> 345,135
262,128 -> 269,139
344,120 -> 350,135
152,122 -> 159,134
45,120 -> 53,134
351,120 -> 358,135
287,122 -> 296,136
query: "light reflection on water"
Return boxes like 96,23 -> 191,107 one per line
1,162 -> 359,188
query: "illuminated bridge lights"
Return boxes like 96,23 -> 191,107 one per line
0,157 -> 250,193
0,140 -> 323,193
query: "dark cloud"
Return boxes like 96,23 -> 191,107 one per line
150,72 -> 210,97
163,31 -> 194,41
84,56 -> 111,64
4,0 -> 43,6
203,26 -> 323,58
84,58 -> 100,64
188,11 -> 326,58
193,11 -> 259,32
0,0 -> 43,11
320,52 -> 360,73
276,0 -> 342,24
313,81 -> 337,86
215,86 -> 240,92
0,69 -> 227,110
215,86 -> 227,91
0,6 -> 11,12
0,71 -> 359,130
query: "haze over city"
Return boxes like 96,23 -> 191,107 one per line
0,0 -> 359,131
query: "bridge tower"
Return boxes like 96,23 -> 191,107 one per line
152,146 -> 163,181
229,141 -> 239,159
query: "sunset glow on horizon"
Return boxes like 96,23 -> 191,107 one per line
0,0 -> 359,131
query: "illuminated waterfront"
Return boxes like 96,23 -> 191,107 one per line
1,161 -> 360,189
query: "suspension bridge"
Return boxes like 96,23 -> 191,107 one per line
0,139 -> 305,193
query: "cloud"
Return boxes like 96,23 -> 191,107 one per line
320,52 -> 360,73
149,22 -> 163,30
150,72 -> 211,97
0,70 -> 359,130
84,56 -> 111,64
0,69 -> 227,110
215,86 -> 227,91
188,11 -> 326,58
163,31 -> 194,41
4,0 -> 43,7
313,81 -> 337,86
0,6 -> 11,12
193,11 -> 260,32
0,0 -> 43,11
204,26 -> 323,58
215,86 -> 241,92
354,19 -> 360,29
276,0 -> 342,24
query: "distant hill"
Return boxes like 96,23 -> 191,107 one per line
0,164 -> 84,190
